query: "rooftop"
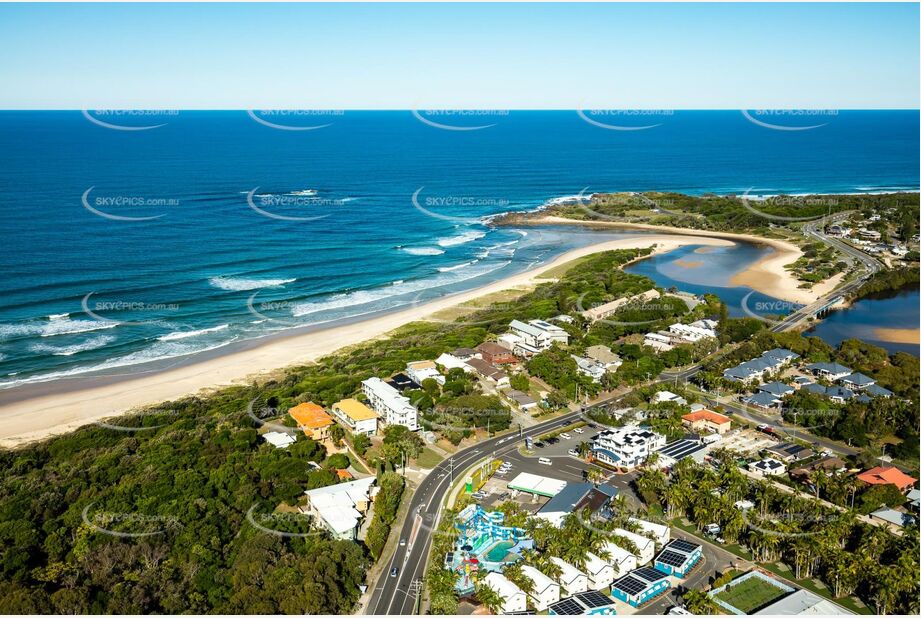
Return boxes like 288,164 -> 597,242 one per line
857,466 -> 917,489
333,398 -> 378,421
681,409 -> 730,425
288,402 -> 334,430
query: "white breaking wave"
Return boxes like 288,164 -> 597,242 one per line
292,260 -> 511,318
436,230 -> 486,247
0,318 -> 118,341
0,338 -> 239,389
209,276 -> 296,291
31,335 -> 116,357
401,247 -> 445,256
158,324 -> 229,341
437,260 -> 478,273
48,313 -> 70,320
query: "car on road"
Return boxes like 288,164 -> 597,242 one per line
538,457 -> 552,465
567,448 -> 579,457
390,567 -> 399,578
399,538 -> 406,546
559,432 -> 571,440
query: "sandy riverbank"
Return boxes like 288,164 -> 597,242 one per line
873,327 -> 921,344
0,234 -> 735,448
527,216 -> 829,304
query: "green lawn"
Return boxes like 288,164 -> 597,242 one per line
714,576 -> 788,613
415,447 -> 444,469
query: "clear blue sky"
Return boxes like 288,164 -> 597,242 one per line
0,2 -> 917,109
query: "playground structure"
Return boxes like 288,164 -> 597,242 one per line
444,505 -> 534,594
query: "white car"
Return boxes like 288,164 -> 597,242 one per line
559,432 -> 571,440
574,427 -> 584,434
568,448 -> 579,457
538,457 -> 552,465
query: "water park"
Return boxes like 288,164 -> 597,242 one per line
444,504 -> 534,594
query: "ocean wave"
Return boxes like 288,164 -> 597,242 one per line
158,324 -> 229,341
0,338 -> 239,389
292,260 -> 511,318
436,230 -> 486,247
437,260 -> 478,273
0,318 -> 118,341
31,335 -> 116,356
209,276 -> 296,291
400,247 -> 445,256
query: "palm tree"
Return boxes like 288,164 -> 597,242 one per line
682,589 -> 717,615
474,582 -> 505,615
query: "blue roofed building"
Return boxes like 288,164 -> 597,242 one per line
549,590 -> 618,615
866,383 -> 894,398
839,372 -> 876,390
806,362 -> 852,380
745,391 -> 783,410
758,381 -> 794,397
534,482 -> 618,527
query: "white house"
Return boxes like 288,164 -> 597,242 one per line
520,565 -> 560,611
301,477 -> 376,540
361,377 -> 418,430
600,541 -> 638,576
652,390 -> 688,406
668,321 -> 717,342
482,572 -> 527,614
591,426 -> 666,468
749,457 -> 787,477
629,517 -> 671,547
262,431 -> 296,449
583,552 -> 616,591
405,360 -> 444,385
508,319 -> 569,349
614,528 -> 656,565
435,352 -> 473,373
549,557 -> 588,595
644,331 -> 675,352
572,354 -> 606,382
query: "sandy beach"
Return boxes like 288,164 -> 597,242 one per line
0,233 -> 743,447
873,327 -> 921,344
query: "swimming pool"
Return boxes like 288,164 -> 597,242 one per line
484,540 -> 516,562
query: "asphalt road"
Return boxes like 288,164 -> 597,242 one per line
365,410 -> 583,615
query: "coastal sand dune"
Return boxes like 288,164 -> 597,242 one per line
0,234 -> 741,447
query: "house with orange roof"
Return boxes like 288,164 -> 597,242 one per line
288,402 -> 335,441
857,466 -> 917,492
681,409 -> 731,435
335,468 -> 354,481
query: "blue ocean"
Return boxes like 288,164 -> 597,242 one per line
0,110 -> 917,387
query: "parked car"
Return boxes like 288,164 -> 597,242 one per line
568,448 -> 580,457
534,441 -> 545,448
574,427 -> 584,434
559,432 -> 572,440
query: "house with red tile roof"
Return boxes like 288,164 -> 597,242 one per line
857,466 -> 917,492
681,409 -> 731,434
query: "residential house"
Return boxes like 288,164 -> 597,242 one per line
331,398 -> 378,436
452,347 -> 479,361
506,389 -> 538,411
611,567 -> 670,607
870,507 -> 916,529
435,352 -> 474,372
652,390 -> 688,406
759,381 -> 795,397
600,541 -> 638,576
386,372 -> 421,392
653,539 -> 702,577
644,331 -> 676,352
288,402 -> 335,440
481,572 -> 527,614
584,345 -> 623,371
301,477 -> 376,540
765,442 -> 813,463
361,377 -> 418,430
749,458 -> 787,476
583,552 -> 616,591
805,362 -> 853,381
406,360 -> 445,385
476,342 -> 517,365
466,358 -> 510,388
534,483 -> 618,528
508,319 -> 570,349
582,288 -> 661,322
614,528 -> 656,565
838,372 -> 875,391
549,557 -> 588,595
681,409 -> 731,434
744,391 -> 783,410
857,466 -> 918,492
572,354 -> 606,382
520,565 -> 560,611
656,438 -> 708,468
629,517 -> 671,547
262,431 -> 296,449
590,426 -> 666,468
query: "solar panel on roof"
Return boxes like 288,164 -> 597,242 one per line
614,575 -> 646,596
549,598 -> 585,615
575,590 -> 614,609
656,550 -> 687,567
633,567 -> 669,582
668,539 -> 700,553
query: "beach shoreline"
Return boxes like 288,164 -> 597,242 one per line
0,229 -> 809,448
